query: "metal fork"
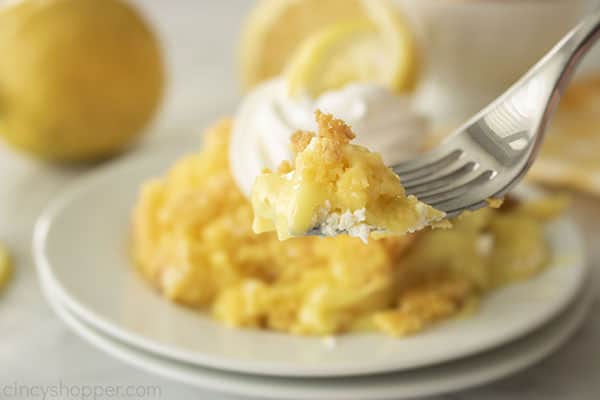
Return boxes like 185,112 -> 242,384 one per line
394,10 -> 600,218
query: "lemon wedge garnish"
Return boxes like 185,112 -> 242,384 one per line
238,0 -> 418,94
286,20 -> 380,97
285,2 -> 417,98
239,0 -> 366,91
0,242 -> 12,291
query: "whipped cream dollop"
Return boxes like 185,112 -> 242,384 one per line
230,77 -> 429,196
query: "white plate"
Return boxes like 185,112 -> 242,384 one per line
33,144 -> 587,377
39,266 -> 595,400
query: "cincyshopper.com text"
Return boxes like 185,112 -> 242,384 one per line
1,381 -> 162,400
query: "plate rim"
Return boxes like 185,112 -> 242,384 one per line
39,263 -> 596,400
33,144 -> 589,377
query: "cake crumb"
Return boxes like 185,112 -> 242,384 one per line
486,198 -> 504,208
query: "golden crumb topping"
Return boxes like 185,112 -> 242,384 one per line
486,198 -> 504,209
291,111 -> 355,155
290,131 -> 315,154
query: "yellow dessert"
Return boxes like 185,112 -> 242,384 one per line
251,111 -> 444,242
131,0 -> 565,338
131,119 -> 561,337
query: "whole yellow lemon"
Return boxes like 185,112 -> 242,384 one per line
0,0 -> 164,162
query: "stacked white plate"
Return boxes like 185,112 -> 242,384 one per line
35,144 -> 593,400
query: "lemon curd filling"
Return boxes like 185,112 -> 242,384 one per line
251,111 -> 445,242
131,118 -> 562,337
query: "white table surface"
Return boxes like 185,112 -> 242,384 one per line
1,1 -> 600,399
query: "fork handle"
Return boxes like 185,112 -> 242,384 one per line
512,8 -> 600,169
550,8 -> 600,95
429,10 -> 600,214
496,8 -> 600,165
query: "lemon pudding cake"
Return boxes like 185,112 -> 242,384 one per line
251,111 -> 444,242
132,117 -> 562,337
130,0 -> 565,338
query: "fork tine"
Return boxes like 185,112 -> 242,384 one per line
420,170 -> 496,207
408,168 -> 484,199
393,149 -> 463,181
404,161 -> 479,193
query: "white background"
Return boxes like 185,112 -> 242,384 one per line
1,1 -> 600,399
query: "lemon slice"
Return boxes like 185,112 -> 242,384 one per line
238,0 -> 417,93
359,0 -> 419,92
0,242 -> 12,291
239,0 -> 365,91
285,4 -> 417,97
